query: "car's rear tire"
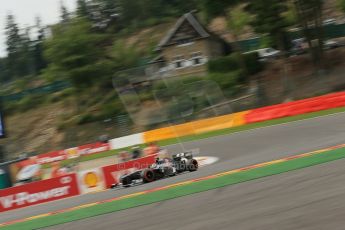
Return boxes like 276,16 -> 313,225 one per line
188,159 -> 198,172
142,169 -> 155,183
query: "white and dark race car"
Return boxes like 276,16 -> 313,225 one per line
115,152 -> 199,187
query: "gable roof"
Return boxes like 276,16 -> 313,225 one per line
155,11 -> 210,51
148,54 -> 165,64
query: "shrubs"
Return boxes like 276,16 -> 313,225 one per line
208,71 -> 243,96
208,55 -> 239,73
207,52 -> 263,76
244,52 -> 263,75
100,101 -> 125,119
77,113 -> 96,125
139,92 -> 154,102
206,52 -> 263,96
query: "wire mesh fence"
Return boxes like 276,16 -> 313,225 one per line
1,57 -> 345,159
112,60 -> 345,131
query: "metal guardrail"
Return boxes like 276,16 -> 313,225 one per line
0,81 -> 71,102
199,94 -> 254,113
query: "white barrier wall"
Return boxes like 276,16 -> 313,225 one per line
109,133 -> 144,149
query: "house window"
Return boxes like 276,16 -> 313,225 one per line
191,52 -> 204,66
177,39 -> 194,47
173,55 -> 185,69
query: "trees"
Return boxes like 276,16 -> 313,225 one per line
74,0 -> 225,32
32,17 -> 47,74
96,0 -> 120,20
246,0 -> 289,51
111,40 -> 140,70
293,0 -> 325,68
118,0 -> 201,28
245,0 -> 295,98
19,28 -> 34,76
4,14 -> 33,79
118,0 -> 141,27
166,0 -> 199,16
227,5 -> 251,77
76,0 -> 121,31
246,0 -> 325,69
4,15 -> 47,80
5,14 -> 21,79
284,0 -> 299,26
227,5 -> 251,37
60,1 -> 70,23
199,0 -> 239,21
86,0 -> 120,31
76,0 -> 89,18
44,19 -> 113,88
0,58 -> 10,83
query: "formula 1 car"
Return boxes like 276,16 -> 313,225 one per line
118,152 -> 198,187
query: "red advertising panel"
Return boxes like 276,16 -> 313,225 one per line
245,92 -> 345,123
18,142 -> 111,167
102,155 -> 157,188
36,150 -> 68,164
15,151 -> 67,168
0,174 -> 80,212
77,142 -> 110,156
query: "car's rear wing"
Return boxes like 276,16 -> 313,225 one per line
172,150 -> 196,160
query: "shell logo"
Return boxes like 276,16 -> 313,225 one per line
84,172 -> 99,188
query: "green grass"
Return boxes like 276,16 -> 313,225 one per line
4,146 -> 345,230
42,106 -> 345,169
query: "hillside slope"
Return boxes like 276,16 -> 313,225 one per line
1,2 -> 344,158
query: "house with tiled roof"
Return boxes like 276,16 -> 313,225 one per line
148,11 -> 231,79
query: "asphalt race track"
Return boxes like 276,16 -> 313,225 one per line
1,112 -> 345,228
46,157 -> 345,230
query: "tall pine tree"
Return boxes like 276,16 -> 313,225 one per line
294,0 -> 324,68
246,0 -> 289,50
32,16 -> 47,74
76,0 -> 90,18
89,0 -> 120,31
60,1 -> 70,23
5,14 -> 22,78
